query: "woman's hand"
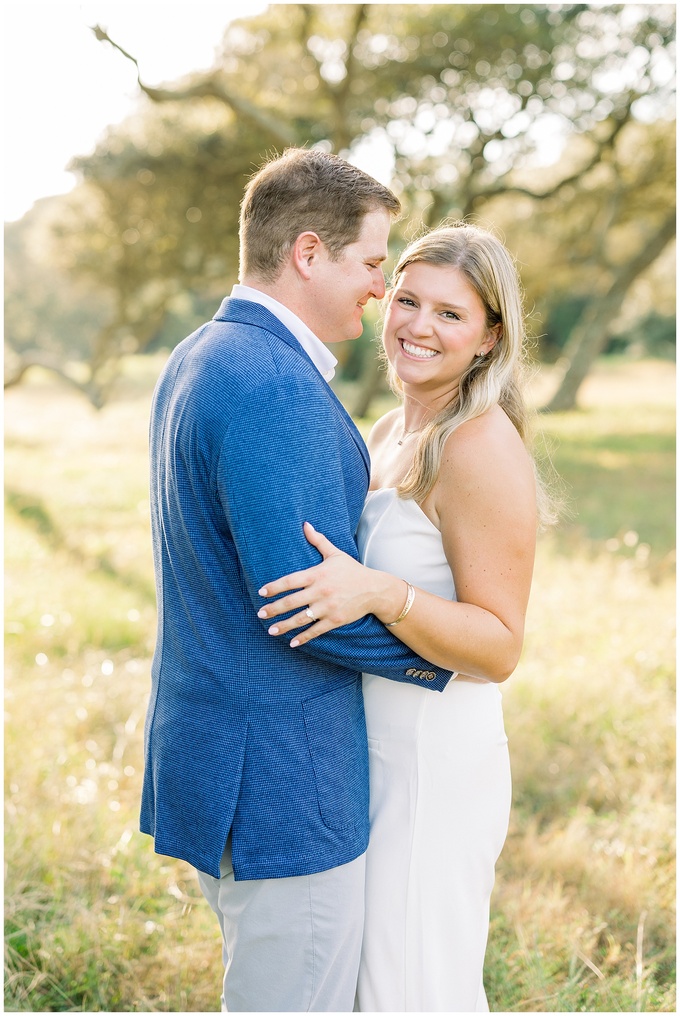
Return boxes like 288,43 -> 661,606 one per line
257,522 -> 405,647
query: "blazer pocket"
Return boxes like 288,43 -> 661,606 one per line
302,681 -> 369,833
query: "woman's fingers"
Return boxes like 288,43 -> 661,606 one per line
303,521 -> 342,559
290,622 -> 327,648
258,569 -> 311,598
259,525 -> 343,599
258,591 -> 308,620
257,525 -> 361,639
264,607 -> 330,646
265,607 -> 317,637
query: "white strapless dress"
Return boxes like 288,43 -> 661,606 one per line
356,489 -> 512,1013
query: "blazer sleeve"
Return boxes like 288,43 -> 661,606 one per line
216,374 -> 452,691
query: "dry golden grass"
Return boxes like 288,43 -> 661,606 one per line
5,357 -> 675,1011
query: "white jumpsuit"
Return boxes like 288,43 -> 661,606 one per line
356,489 -> 512,1012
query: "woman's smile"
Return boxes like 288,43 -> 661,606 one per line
399,339 -> 439,360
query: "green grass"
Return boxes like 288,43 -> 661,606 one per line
5,357 -> 675,1011
533,359 -> 676,561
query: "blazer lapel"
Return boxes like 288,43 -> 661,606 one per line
214,297 -> 371,477
323,385 -> 371,476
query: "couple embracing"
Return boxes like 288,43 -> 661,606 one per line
141,148 -> 539,1012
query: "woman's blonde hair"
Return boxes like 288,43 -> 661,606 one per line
387,222 -> 552,524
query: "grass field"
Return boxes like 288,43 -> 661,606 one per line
4,356 -> 675,1012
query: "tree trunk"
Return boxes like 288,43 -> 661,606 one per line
351,354 -> 385,420
544,213 -> 675,412
542,294 -> 624,412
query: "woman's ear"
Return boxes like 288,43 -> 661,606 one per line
291,231 -> 323,280
478,323 -> 502,357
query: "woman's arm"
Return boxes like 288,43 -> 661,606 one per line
403,408 -> 536,681
259,409 -> 537,683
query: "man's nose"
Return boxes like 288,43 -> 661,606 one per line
370,269 -> 386,300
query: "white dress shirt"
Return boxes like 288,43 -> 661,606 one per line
231,284 -> 338,382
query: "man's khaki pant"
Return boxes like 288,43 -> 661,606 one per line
196,838 -> 366,1012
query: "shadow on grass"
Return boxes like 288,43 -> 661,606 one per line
6,488 -> 156,604
539,423 -> 675,562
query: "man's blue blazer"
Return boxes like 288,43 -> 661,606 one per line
141,298 -> 452,879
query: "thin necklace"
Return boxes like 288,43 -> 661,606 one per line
397,426 -> 422,446
398,397 -> 438,446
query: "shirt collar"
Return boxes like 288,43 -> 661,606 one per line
230,284 -> 337,382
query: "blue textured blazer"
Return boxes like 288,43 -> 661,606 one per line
141,298 -> 452,879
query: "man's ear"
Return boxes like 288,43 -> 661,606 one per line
291,231 -> 323,280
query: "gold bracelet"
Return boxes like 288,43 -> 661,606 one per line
386,582 -> 416,627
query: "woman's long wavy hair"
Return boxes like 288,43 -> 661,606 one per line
386,223 -> 552,524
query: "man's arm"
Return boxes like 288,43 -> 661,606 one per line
218,375 -> 452,691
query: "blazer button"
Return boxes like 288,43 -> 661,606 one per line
406,668 -> 416,676
425,671 -> 436,681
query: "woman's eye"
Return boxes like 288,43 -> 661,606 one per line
442,311 -> 460,320
397,297 -> 417,307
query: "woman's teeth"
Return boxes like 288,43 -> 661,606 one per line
402,340 -> 438,359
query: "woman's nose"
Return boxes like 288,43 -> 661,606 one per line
410,309 -> 434,336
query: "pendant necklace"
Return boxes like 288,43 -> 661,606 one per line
397,426 -> 421,446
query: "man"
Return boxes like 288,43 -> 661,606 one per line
141,148 -> 452,1012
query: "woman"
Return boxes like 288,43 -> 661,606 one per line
258,223 -> 540,1011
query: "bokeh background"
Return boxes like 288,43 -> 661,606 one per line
5,3 -> 676,1011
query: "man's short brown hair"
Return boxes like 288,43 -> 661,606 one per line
239,147 -> 401,284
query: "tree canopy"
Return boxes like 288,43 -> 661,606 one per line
5,3 -> 675,408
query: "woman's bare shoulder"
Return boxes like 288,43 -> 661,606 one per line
438,406 -> 535,502
448,405 -> 527,457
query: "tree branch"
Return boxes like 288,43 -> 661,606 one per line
465,106 -> 635,213
332,5 -> 370,150
339,3 -> 370,100
4,349 -> 90,395
91,25 -> 297,147
608,210 -> 676,298
298,5 -> 316,48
